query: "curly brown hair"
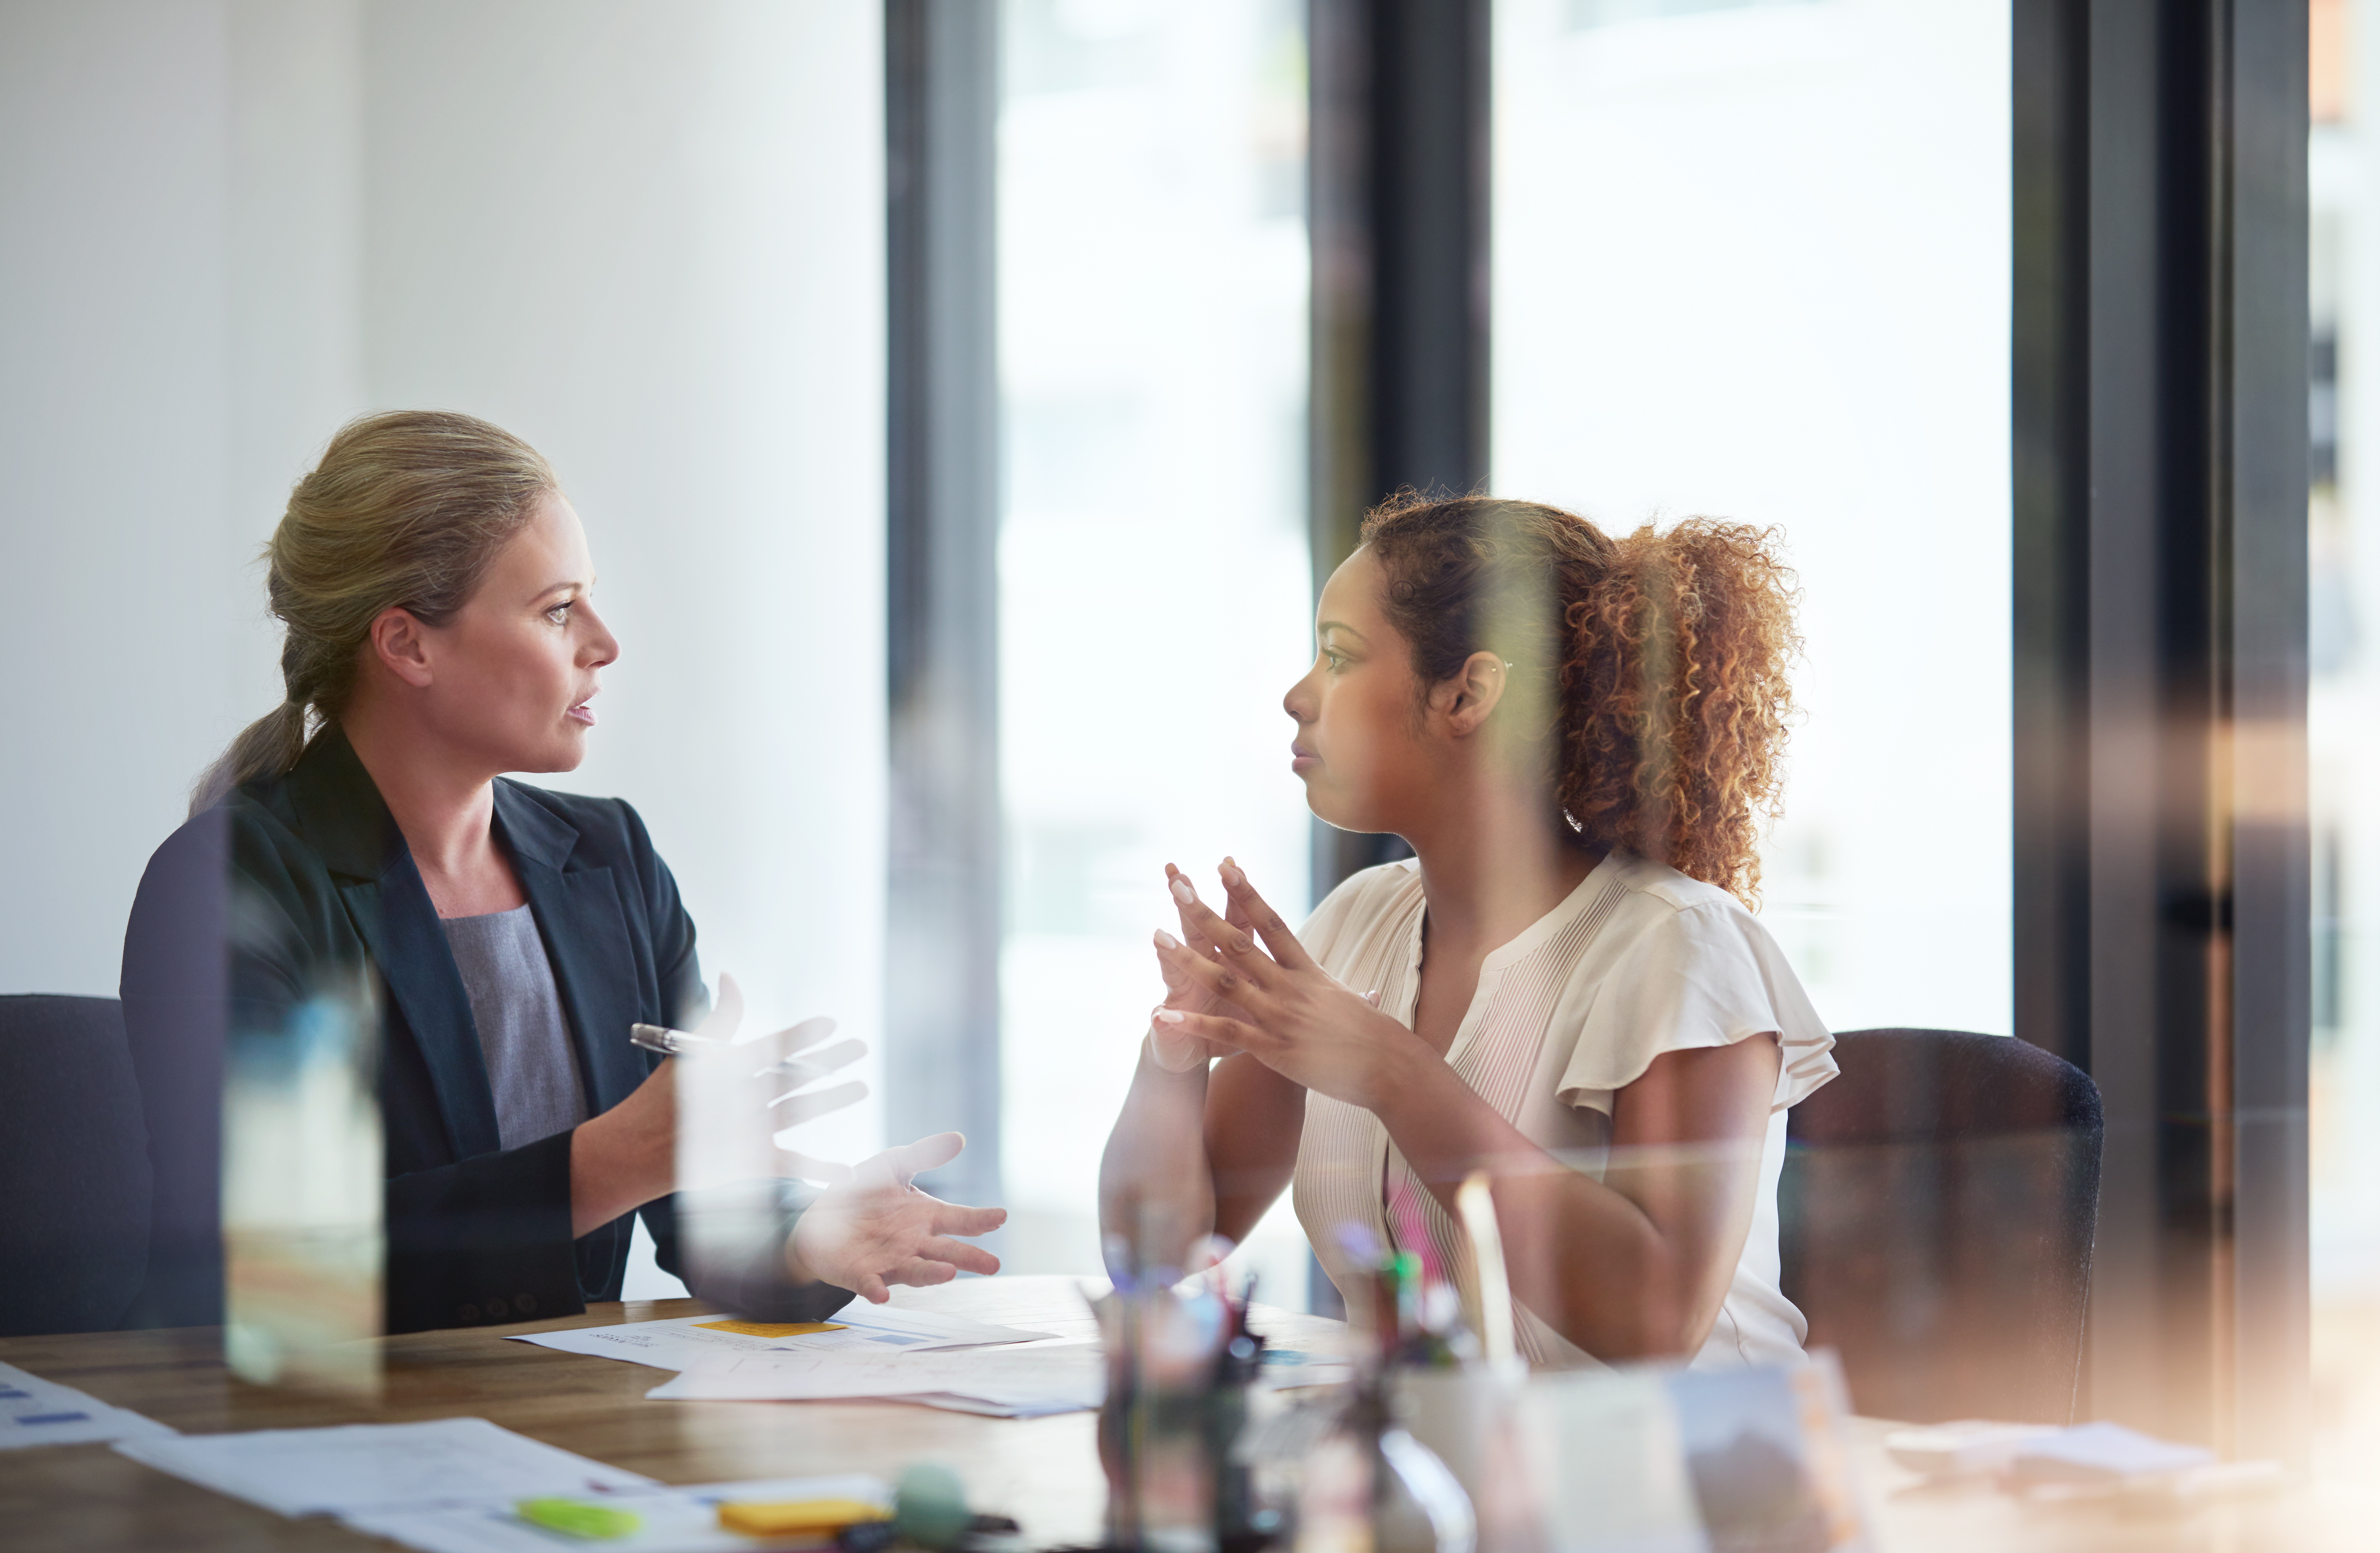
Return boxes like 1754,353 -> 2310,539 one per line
1358,494 -> 1800,904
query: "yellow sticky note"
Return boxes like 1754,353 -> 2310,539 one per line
717,1499 -> 890,1537
695,1319 -> 848,1338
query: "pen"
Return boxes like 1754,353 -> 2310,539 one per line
629,1022 -> 711,1056
629,1023 -> 848,1085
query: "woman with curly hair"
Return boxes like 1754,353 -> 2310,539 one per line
1098,495 -> 1835,1367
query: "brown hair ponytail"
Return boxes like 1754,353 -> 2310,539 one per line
1359,494 -> 1800,903
189,410 -> 557,815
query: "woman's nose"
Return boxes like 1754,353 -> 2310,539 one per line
582,605 -> 620,667
1283,670 -> 1316,723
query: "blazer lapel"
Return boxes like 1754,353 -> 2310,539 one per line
495,785 -> 643,1116
287,731 -> 502,1160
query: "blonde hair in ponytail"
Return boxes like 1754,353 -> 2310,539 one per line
190,411 -> 558,816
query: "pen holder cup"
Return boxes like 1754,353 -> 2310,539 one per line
1389,1363 -> 1536,1553
1097,1296 -> 1270,1553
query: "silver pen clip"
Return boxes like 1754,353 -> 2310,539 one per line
630,1022 -> 840,1085
630,1022 -> 712,1057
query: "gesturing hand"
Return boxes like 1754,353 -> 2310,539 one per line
575,973 -> 870,1235
676,971 -> 871,1193
1149,859 -> 1423,1110
1144,862 -> 1261,1072
786,1132 -> 1007,1303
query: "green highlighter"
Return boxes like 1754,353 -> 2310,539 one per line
516,1497 -> 645,1540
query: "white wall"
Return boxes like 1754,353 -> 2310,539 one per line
0,3 -> 888,1176
0,0 -> 237,998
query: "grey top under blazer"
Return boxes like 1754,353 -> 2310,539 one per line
119,726 -> 848,1334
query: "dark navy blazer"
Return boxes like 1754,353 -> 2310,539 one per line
119,727 -> 847,1334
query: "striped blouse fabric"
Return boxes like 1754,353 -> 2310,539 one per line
1289,850 -> 1838,1370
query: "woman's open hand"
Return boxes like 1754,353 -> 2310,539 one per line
1149,859 -> 1425,1110
786,1132 -> 1006,1302
573,974 -> 869,1236
677,972 -> 871,1191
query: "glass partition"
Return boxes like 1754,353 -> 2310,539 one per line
2309,0 -> 2379,1475
1492,0 -> 2013,1037
997,0 -> 1315,1297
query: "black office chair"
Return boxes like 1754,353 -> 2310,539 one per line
0,995 -> 154,1335
1778,1027 -> 2102,1425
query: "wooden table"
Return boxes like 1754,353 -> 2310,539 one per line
0,1276 -> 1323,1551
1,1275 -> 2372,1551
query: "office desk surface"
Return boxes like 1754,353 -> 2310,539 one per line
0,1274 -> 2367,1552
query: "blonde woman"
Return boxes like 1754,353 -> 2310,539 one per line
121,411 -> 1000,1333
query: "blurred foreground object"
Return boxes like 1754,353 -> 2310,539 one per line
222,970 -> 382,1393
1096,1259 -> 1282,1553
1780,1027 -> 2103,1423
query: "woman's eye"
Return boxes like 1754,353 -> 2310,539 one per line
546,602 -> 572,624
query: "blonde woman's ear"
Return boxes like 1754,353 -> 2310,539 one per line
368,605 -> 438,688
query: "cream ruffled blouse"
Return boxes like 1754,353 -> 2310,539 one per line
1289,850 -> 1839,1369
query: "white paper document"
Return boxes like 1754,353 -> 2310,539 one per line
348,1473 -> 891,1553
113,1416 -> 656,1518
645,1340 -> 1105,1414
511,1304 -> 1058,1372
0,1360 -> 177,1451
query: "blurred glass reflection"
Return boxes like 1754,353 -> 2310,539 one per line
997,0 -> 1314,1291
2309,0 -> 2380,1477
222,968 -> 381,1392
1493,0 -> 2014,1036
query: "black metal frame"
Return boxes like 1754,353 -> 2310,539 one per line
884,0 -> 1002,1211
2013,0 -> 2307,1460
1308,0 -> 1492,896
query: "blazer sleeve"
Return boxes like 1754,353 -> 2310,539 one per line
616,801 -> 852,1322
384,1133 -> 582,1330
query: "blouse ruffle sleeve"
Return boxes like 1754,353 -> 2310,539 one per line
1553,898 -> 1836,1115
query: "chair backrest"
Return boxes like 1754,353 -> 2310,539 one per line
0,995 -> 153,1335
1779,1027 -> 2103,1424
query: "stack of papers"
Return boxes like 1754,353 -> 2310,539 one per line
110,1414 -> 890,1553
511,1302 -> 1101,1417
647,1341 -> 1107,1417
510,1303 -> 1054,1369
114,1417 -> 656,1518
351,1473 -> 892,1553
0,1360 -> 176,1451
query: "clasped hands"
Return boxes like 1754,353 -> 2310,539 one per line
1146,858 -> 1424,1112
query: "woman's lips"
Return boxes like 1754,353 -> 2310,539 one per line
1290,741 -> 1317,773
567,700 -> 597,726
